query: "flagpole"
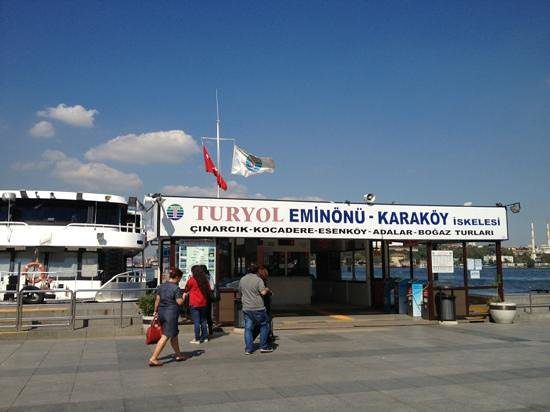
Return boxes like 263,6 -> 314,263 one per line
216,90 -> 221,199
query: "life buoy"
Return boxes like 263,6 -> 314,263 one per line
22,261 -> 49,288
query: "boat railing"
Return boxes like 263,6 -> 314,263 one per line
65,222 -> 142,233
0,221 -> 142,233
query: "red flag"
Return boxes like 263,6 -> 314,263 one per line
202,145 -> 227,191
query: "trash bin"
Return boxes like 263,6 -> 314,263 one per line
234,299 -> 244,328
437,293 -> 456,321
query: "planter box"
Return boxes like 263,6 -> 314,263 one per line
489,302 -> 517,324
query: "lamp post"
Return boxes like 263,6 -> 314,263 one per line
495,202 -> 521,301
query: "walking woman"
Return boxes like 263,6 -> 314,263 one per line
149,268 -> 186,367
184,265 -> 212,344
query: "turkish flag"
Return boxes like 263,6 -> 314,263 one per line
203,145 -> 227,191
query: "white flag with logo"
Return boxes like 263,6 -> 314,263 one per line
231,145 -> 275,177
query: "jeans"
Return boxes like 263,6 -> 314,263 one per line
243,309 -> 270,352
190,306 -> 208,342
205,303 -> 213,335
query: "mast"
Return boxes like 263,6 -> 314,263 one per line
216,90 -> 221,199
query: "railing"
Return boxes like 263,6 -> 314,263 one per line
73,287 -> 155,328
0,289 -> 74,331
0,221 -> 142,233
0,269 -> 104,284
0,287 -> 156,331
66,222 -> 142,233
505,289 -> 550,314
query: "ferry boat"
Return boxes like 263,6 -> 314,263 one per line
0,190 -> 146,303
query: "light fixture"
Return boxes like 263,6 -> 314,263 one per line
496,202 -> 521,214
363,193 -> 376,205
128,196 -> 137,208
508,203 -> 521,214
1,192 -> 16,202
104,195 -> 111,201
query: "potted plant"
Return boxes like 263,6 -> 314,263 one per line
138,294 -> 156,331
488,297 -> 517,324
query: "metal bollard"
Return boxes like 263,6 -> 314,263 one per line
71,291 -> 77,330
120,291 -> 124,328
16,291 -> 23,331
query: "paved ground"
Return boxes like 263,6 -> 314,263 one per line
1,321 -> 550,411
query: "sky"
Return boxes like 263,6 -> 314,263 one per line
0,0 -> 549,246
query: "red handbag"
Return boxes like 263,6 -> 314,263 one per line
145,316 -> 163,345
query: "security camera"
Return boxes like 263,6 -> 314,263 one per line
363,193 -> 376,204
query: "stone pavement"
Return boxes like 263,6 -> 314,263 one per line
1,321 -> 550,411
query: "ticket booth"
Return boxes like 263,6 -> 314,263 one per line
144,195 -> 509,321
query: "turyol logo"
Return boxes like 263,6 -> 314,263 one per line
245,154 -> 262,173
166,204 -> 184,220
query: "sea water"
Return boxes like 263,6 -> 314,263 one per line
340,267 -> 550,295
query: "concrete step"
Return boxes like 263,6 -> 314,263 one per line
273,315 -> 435,330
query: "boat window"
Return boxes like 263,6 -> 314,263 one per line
14,251 -> 46,271
81,252 -> 99,278
48,252 -> 78,279
9,199 -> 90,224
96,203 -> 124,226
0,203 -> 8,221
0,252 -> 11,274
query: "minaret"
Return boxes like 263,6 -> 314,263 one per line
531,222 -> 537,260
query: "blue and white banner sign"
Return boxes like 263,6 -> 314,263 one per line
154,197 -> 508,241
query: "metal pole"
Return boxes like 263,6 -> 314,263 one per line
409,246 -> 414,280
462,241 -> 469,317
216,90 -> 221,199
16,290 -> 23,331
71,290 -> 77,330
368,240 -> 374,307
496,241 -> 504,301
426,242 -> 435,320
120,292 -> 124,328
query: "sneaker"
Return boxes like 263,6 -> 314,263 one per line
260,348 -> 273,353
189,339 -> 201,344
244,351 -> 252,355
202,338 -> 209,343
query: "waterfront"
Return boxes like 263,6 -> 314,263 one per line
341,267 -> 550,295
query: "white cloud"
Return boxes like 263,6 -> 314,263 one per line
38,103 -> 98,127
29,121 -> 55,138
85,130 -> 200,164
11,160 -> 51,172
13,150 -> 142,191
161,181 -> 264,199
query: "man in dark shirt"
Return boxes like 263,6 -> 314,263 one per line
238,263 -> 273,354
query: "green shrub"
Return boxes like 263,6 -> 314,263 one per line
138,293 -> 156,316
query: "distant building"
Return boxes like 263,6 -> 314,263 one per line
483,255 -> 514,265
